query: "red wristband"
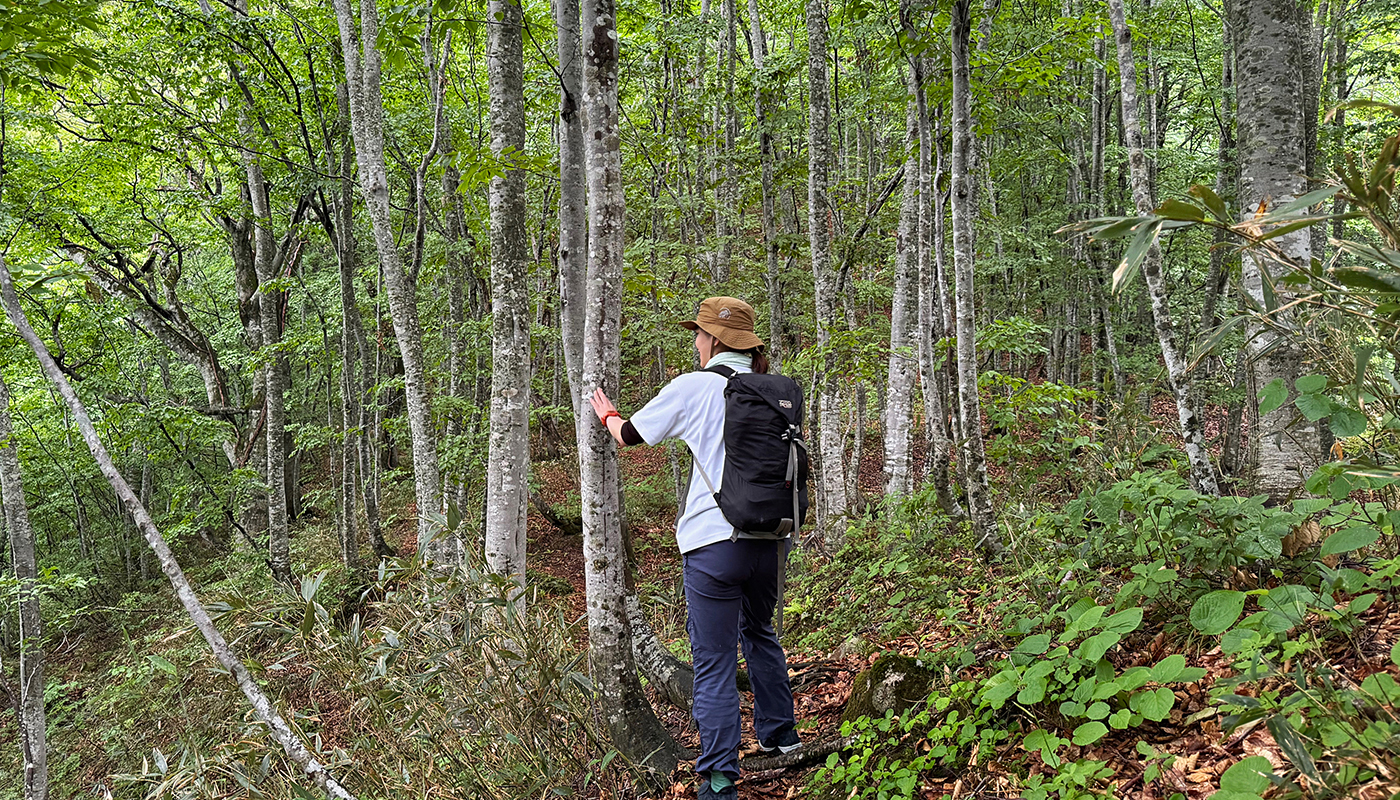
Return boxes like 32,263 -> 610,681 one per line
601,411 -> 621,425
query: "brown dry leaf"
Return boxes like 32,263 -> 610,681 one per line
1282,519 -> 1322,557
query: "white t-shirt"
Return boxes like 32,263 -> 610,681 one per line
629,361 -> 750,553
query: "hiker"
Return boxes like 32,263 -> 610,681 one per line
589,296 -> 804,800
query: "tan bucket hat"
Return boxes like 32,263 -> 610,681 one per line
680,296 -> 764,351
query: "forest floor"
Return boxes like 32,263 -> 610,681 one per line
7,399 -> 1399,798
521,401 -> 1400,800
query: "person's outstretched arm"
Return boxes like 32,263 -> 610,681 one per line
589,388 -> 644,446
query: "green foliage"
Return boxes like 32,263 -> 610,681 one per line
980,371 -> 1098,496
787,493 -> 964,650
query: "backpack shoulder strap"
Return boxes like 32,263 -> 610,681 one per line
704,364 -> 736,379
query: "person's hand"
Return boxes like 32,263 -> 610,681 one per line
589,388 -> 618,425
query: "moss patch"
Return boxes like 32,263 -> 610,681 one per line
841,653 -> 938,722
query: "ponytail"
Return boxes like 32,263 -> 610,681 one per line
747,347 -> 769,374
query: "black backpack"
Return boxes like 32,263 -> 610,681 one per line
692,365 -> 811,539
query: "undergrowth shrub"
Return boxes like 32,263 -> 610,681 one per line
115,553 -> 641,799
786,490 -> 967,651
815,464 -> 1400,800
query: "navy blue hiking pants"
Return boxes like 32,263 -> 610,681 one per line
683,538 -> 796,782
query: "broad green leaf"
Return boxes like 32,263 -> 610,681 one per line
1259,584 -> 1315,629
1018,676 -> 1048,705
1330,407 -> 1368,438
1191,590 -> 1246,635
1102,607 -> 1143,634
1294,392 -> 1332,422
1086,701 -> 1110,720
1108,708 -> 1133,729
1258,379 -> 1288,416
1022,729 -> 1064,767
1150,654 -> 1186,683
1072,721 -> 1108,746
1155,198 -> 1204,221
1392,638 -> 1400,667
1014,633 -> 1051,655
1188,184 -> 1229,220
1295,374 -> 1327,394
1321,526 -> 1378,556
148,655 -> 177,676
1117,666 -> 1151,691
1219,756 -> 1273,794
1076,630 -> 1121,662
1131,687 -> 1175,722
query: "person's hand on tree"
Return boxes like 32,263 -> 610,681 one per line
589,388 -> 619,426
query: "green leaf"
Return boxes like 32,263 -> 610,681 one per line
1330,406 -> 1368,438
1266,715 -> 1320,784
1014,633 -> 1051,655
1190,590 -> 1246,635
1022,729 -> 1064,768
1086,701 -> 1110,720
1392,638 -> 1400,667
1112,220 -> 1163,292
1150,654 -> 1186,683
1118,666 -> 1151,691
1258,379 -> 1288,416
1220,756 -> 1273,794
1294,393 -> 1332,422
1108,708 -> 1133,729
1321,526 -> 1378,556
1295,374 -> 1327,394
1018,676 -> 1049,705
1102,607 -> 1143,634
1131,687 -> 1176,722
1188,184 -> 1229,221
147,655 -> 178,676
1072,721 -> 1108,746
1155,198 -> 1204,221
1076,630 -> 1121,662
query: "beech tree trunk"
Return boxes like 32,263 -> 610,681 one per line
239,130 -> 295,583
911,55 -> 962,516
331,0 -> 444,554
806,0 -> 848,538
576,0 -> 687,774
1,260 -> 357,800
883,86 -> 920,497
747,0 -> 784,373
557,0 -> 588,417
1107,0 -> 1220,496
0,372 -> 46,800
950,0 -> 1003,555
1234,0 -> 1321,499
485,0 -> 530,593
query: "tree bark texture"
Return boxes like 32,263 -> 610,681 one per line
911,55 -> 961,517
747,0 -> 784,374
1234,0 -> 1321,499
1107,0 -> 1220,496
806,0 -> 848,538
1,261 -> 357,800
577,0 -> 687,774
332,0 -> 444,552
883,88 -> 920,498
0,372 -> 47,800
557,0 -> 588,417
238,126 -> 295,584
950,0 -> 1002,554
485,0 -> 531,593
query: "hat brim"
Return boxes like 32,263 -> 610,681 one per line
680,319 -> 764,351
